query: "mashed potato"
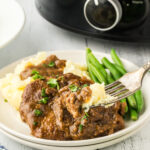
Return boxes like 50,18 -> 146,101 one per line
82,83 -> 114,111
0,52 -> 113,111
0,52 -> 47,110
64,61 -> 114,110
64,60 -> 90,79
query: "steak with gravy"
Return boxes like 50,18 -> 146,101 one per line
19,55 -> 125,140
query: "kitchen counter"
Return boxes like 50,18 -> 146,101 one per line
0,0 -> 150,150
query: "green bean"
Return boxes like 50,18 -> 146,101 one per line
111,49 -> 142,111
101,63 -> 106,69
114,64 -> 137,109
101,57 -> 122,80
86,48 -> 92,54
106,73 -> 114,84
120,99 -> 128,113
130,108 -> 138,121
88,65 -> 99,83
111,48 -> 124,68
87,49 -> 128,112
134,91 -> 143,111
134,90 -> 144,113
86,48 -> 91,65
102,57 -> 137,109
113,64 -> 127,75
86,48 -> 107,82
86,48 -> 98,83
127,95 -> 137,109
89,63 -> 107,84
88,53 -> 107,78
110,72 -> 114,79
110,51 -> 137,109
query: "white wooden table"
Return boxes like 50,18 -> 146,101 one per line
0,0 -> 150,149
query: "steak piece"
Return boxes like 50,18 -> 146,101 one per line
69,102 -> 124,140
20,73 -> 124,140
19,55 -> 125,140
20,55 -> 66,80
20,79 -> 57,129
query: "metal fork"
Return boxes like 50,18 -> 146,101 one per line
102,62 -> 150,105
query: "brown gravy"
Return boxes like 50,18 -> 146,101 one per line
19,55 -> 125,140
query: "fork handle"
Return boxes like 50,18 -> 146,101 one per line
142,62 -> 150,75
143,62 -> 150,71
140,62 -> 150,81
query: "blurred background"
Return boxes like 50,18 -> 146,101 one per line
0,0 -> 150,70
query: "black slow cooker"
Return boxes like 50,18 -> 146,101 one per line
35,0 -> 150,42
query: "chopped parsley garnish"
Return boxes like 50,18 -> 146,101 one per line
31,70 -> 45,80
82,84 -> 88,88
33,121 -> 38,126
85,112 -> 89,117
78,87 -> 81,90
4,99 -> 8,103
43,64 -> 48,67
81,112 -> 89,121
48,62 -> 55,67
41,88 -> 47,97
56,75 -> 59,78
31,70 -> 39,75
69,85 -> 78,92
79,124 -> 83,132
34,109 -> 42,116
60,76 -> 64,80
79,112 -> 89,131
39,97 -> 49,104
47,78 -> 60,90
32,74 -> 45,80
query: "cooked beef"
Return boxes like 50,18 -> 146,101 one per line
19,55 -> 125,140
20,55 -> 66,80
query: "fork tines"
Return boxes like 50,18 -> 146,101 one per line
105,81 -> 129,98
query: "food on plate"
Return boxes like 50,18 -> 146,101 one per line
86,48 -> 144,120
0,52 -> 47,110
0,49 -> 144,140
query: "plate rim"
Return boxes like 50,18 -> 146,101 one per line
0,117 -> 148,150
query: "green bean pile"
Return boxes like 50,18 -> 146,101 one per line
86,48 -> 144,121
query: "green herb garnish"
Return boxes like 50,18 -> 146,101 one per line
82,112 -> 89,120
34,109 -> 42,116
33,121 -> 38,126
41,88 -> 47,97
56,75 -> 59,78
31,70 -> 39,75
47,78 -> 60,90
39,97 -> 49,104
60,76 -> 64,80
43,64 -> 48,67
81,112 -> 89,121
82,84 -> 88,88
69,85 -> 78,92
32,74 -> 45,80
31,70 -> 45,80
4,99 -> 8,103
85,112 -> 89,117
79,124 -> 83,131
48,62 -> 55,67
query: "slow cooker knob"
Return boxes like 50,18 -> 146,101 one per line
84,0 -> 122,31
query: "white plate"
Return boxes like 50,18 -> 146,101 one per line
0,116 -> 148,150
0,50 -> 150,147
0,0 -> 25,48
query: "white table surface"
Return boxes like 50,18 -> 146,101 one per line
0,0 -> 150,150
